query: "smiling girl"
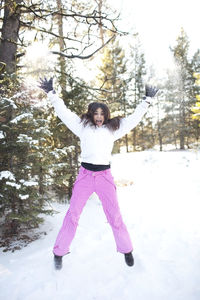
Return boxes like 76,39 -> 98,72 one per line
39,78 -> 158,270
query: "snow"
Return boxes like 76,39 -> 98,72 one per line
21,180 -> 38,187
5,181 -> 21,189
19,194 -> 29,200
35,128 -> 52,135
10,113 -> 33,124
17,134 -> 38,145
0,171 -> 15,181
0,131 -> 5,139
11,91 -> 26,99
0,150 -> 200,300
2,97 -> 17,109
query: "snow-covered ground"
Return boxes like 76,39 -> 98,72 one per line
1,150 -> 200,300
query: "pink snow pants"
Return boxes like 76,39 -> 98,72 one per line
53,166 -> 133,256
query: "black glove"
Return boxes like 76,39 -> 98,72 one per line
145,84 -> 159,98
39,77 -> 54,93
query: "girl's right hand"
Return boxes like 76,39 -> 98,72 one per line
39,77 -> 54,93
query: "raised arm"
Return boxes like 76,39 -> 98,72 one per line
39,77 -> 82,138
113,84 -> 159,141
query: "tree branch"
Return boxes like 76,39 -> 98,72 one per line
51,35 -> 115,59
56,70 -> 113,101
20,21 -> 82,43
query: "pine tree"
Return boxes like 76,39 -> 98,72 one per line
0,86 -> 53,238
170,28 -> 195,149
97,34 -> 127,113
161,70 -> 181,149
97,34 -> 129,151
48,77 -> 90,200
191,72 -> 200,145
190,51 -> 200,143
128,38 -> 147,151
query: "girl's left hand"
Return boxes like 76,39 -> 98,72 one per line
145,84 -> 159,98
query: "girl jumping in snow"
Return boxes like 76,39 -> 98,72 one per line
39,78 -> 158,269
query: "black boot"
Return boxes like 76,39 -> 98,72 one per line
124,252 -> 134,267
54,254 -> 62,270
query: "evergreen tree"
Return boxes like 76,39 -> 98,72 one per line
190,52 -> 200,143
97,34 -> 127,113
0,86 -> 53,237
97,34 -> 129,151
128,38 -> 147,151
191,72 -> 200,145
48,76 -> 90,200
192,72 -> 200,122
170,28 -> 195,149
159,29 -> 200,149
161,70 -> 180,149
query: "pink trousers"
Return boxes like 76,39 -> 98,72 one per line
53,166 -> 133,256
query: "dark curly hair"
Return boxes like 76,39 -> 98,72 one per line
81,102 -> 121,131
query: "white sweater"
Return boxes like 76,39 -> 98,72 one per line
47,91 -> 150,165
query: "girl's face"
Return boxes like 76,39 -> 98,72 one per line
93,107 -> 105,127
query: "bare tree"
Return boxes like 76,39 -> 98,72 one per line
0,0 -> 122,75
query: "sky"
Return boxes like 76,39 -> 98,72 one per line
108,0 -> 200,76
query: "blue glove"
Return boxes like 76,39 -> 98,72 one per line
39,77 -> 54,93
145,84 -> 159,98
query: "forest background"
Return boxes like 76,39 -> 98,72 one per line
0,0 -> 200,250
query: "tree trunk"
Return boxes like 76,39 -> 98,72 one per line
132,128 -> 136,151
158,128 -> 163,151
96,0 -> 104,45
141,124 -> 144,151
179,95 -> 186,150
56,0 -> 67,94
179,131 -> 185,149
125,134 -> 129,152
0,0 -> 22,74
156,97 -> 162,151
